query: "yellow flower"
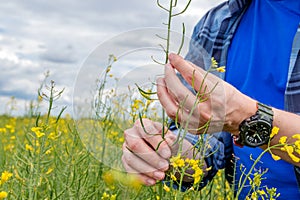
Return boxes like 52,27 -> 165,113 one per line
295,141 -> 300,149
170,174 -> 177,181
163,183 -> 170,192
292,134 -> 300,140
132,99 -> 144,110
25,144 -> 34,151
101,192 -> 110,199
31,127 -> 45,138
251,191 -> 257,200
1,171 -> 13,184
36,131 -> 45,138
211,57 -> 218,68
102,172 -> 114,185
279,136 -> 287,144
187,159 -> 199,167
288,152 -> 300,163
270,126 -> 279,138
0,191 -> 8,199
46,168 -> 53,175
253,173 -> 261,187
103,171 -> 141,190
281,145 -> 300,162
45,148 -> 53,155
271,153 -> 281,161
48,132 -> 56,140
118,137 -> 124,143
5,125 -> 12,129
206,166 -> 212,171
192,167 -> 203,185
216,66 -> 226,73
110,194 -> 117,200
257,189 -> 266,195
285,145 -> 294,154
31,127 -> 42,133
170,154 -> 185,168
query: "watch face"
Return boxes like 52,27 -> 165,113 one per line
244,121 -> 271,147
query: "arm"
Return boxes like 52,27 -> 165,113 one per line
262,108 -> 300,166
158,53 -> 300,167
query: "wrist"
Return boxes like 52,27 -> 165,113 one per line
224,91 -> 257,136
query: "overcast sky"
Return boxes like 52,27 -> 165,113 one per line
0,0 -> 224,116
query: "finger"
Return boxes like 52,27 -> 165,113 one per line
168,53 -> 209,93
153,121 -> 176,158
122,144 -> 166,183
157,76 -> 194,123
157,77 -> 181,120
121,154 -> 157,186
157,77 -> 201,132
124,127 -> 169,171
164,63 -> 194,103
134,119 -> 171,159
164,64 -> 200,112
163,132 -> 180,156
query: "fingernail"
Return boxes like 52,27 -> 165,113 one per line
159,160 -> 168,170
147,179 -> 156,186
165,63 -> 172,69
161,149 -> 170,159
169,53 -> 175,61
153,171 -> 165,180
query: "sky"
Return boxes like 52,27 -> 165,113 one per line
0,0 -> 224,116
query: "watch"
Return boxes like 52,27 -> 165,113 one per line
234,102 -> 274,147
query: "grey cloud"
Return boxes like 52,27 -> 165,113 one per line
0,0 -> 224,115
40,44 -> 78,64
0,90 -> 34,101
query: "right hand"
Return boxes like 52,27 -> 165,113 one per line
157,53 -> 257,135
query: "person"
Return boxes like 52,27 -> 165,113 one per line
122,0 -> 300,198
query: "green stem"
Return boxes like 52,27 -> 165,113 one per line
235,144 -> 283,199
165,0 -> 173,64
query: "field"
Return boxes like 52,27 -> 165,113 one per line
0,88 -> 233,199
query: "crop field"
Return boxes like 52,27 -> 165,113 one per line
0,95 -> 232,200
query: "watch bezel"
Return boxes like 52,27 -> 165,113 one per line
242,118 -> 272,147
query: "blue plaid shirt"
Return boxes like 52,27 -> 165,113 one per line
171,0 -> 300,189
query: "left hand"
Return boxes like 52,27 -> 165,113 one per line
157,53 -> 257,135
122,119 -> 177,186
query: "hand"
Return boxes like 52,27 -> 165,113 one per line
121,118 -> 178,186
157,53 -> 257,135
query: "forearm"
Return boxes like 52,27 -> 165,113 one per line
263,108 -> 300,167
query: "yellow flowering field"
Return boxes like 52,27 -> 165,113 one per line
0,82 -> 232,199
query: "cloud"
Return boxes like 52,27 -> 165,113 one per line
0,0 -> 225,116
